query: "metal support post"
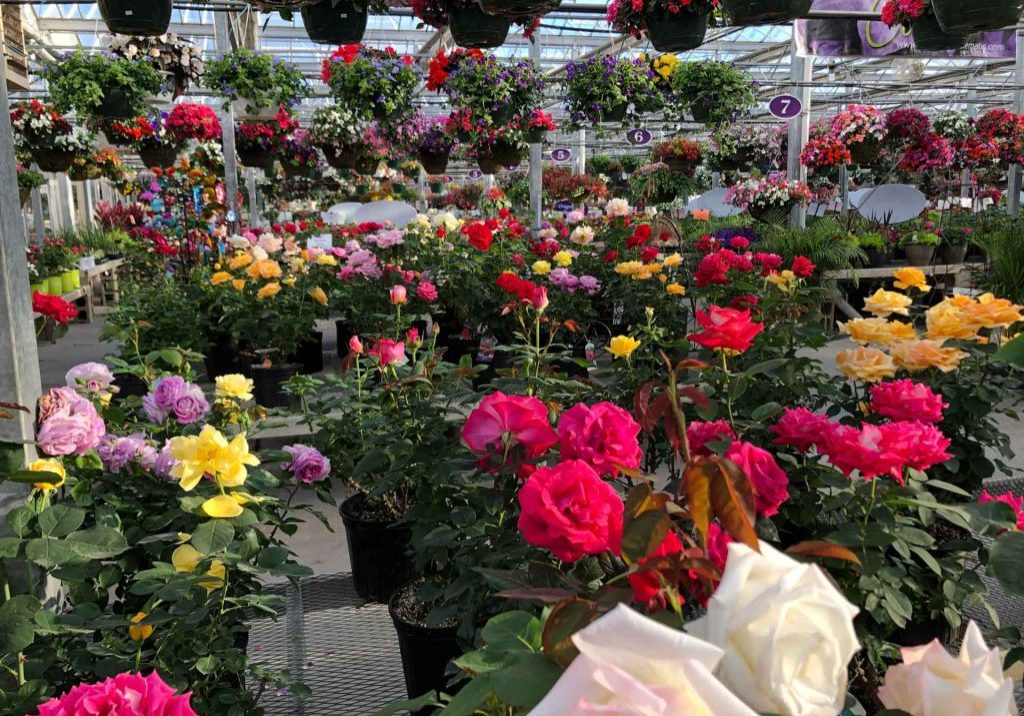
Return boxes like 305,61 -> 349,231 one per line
528,33 -> 543,232
839,164 -> 850,213
215,11 -> 242,233
418,167 -> 426,211
787,38 -> 812,229
711,171 -> 721,190
576,129 -> 586,175
246,168 -> 259,228
1009,29 -> 1024,217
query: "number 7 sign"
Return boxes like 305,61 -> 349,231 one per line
768,94 -> 802,120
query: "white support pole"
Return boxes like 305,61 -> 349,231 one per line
1009,29 -> 1024,217
246,168 -> 259,228
577,129 -> 586,175
528,33 -> 543,232
711,171 -> 721,190
0,66 -> 43,473
52,175 -> 74,230
839,164 -> 850,213
418,167 -> 426,211
215,12 -> 242,233
787,38 -> 812,229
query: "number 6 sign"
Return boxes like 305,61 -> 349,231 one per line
768,94 -> 802,120
627,129 -> 652,146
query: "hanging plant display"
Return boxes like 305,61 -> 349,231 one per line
829,104 -> 887,166
165,103 -> 223,144
109,33 -> 204,99
652,137 -> 704,174
131,114 -> 186,170
10,101 -> 95,173
931,0 -> 1024,33
428,49 -> 544,124
280,132 -> 323,178
97,0 -> 172,36
413,0 -> 541,48
235,108 -> 300,171
300,0 -> 386,44
42,50 -> 163,119
203,49 -> 309,118
668,60 -> 757,127
563,56 -> 663,129
880,0 -> 968,51
322,44 -> 421,122
417,120 -> 458,175
309,104 -> 364,170
607,0 -> 714,52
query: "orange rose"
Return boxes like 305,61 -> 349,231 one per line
228,252 -> 253,270
966,293 -> 1023,330
246,259 -> 282,280
890,339 -> 967,373
840,318 -> 917,346
836,346 -> 896,382
925,300 -> 978,341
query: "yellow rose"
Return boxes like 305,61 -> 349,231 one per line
658,274 -> 668,284
839,318 -> 917,346
308,286 -> 329,306
892,267 -> 930,292
170,426 -> 259,491
257,282 -> 281,299
890,339 -> 968,373
246,259 -> 283,280
767,270 -> 797,293
281,276 -> 297,287
171,544 -> 226,593
129,612 -> 153,642
27,459 -> 65,491
316,254 -> 337,266
666,282 -> 686,296
663,253 -> 683,268
863,289 -> 913,318
532,260 -> 552,276
967,293 -> 1024,329
615,261 -> 643,276
925,301 -> 978,341
836,346 -> 896,382
215,374 -> 254,402
228,253 -> 253,270
231,279 -> 245,292
553,251 -> 573,268
210,271 -> 232,286
608,335 -> 641,359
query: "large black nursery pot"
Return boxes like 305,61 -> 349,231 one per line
418,149 -> 450,176
644,10 -> 708,53
250,363 -> 299,409
203,335 -> 242,380
340,494 -> 417,602
238,148 -> 275,172
932,0 -> 1024,33
292,331 -> 325,375
98,0 -> 172,36
477,0 -> 561,17
911,13 -> 969,52
389,582 -> 461,708
447,1 -> 512,49
302,0 -> 369,44
721,0 -> 812,24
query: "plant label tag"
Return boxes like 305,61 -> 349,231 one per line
79,256 -> 96,270
307,235 -> 333,250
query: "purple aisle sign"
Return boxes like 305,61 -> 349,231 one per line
468,169 -> 483,179
768,95 -> 802,120
626,129 -> 652,146
550,148 -> 572,163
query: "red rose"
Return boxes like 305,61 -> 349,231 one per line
770,407 -> 832,453
723,440 -> 790,517
603,249 -> 619,263
557,402 -> 642,476
689,306 -> 764,353
517,459 -> 624,562
32,292 -> 77,325
465,222 -> 493,251
640,245 -> 659,262
792,255 -> 815,278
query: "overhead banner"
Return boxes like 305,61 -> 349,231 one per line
794,0 -> 1017,58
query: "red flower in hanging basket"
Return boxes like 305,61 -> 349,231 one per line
880,0 -> 926,28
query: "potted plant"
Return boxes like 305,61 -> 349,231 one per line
323,44 -> 421,122
10,101 -> 80,173
563,55 -> 663,128
897,132 -> 955,174
203,49 -> 309,119
710,124 -> 780,172
881,0 -> 969,51
900,230 -> 941,266
607,0 -> 715,51
309,104 -> 363,170
829,104 -> 887,166
652,137 -> 703,174
726,174 -> 812,222
42,50 -> 163,119
413,0 -> 512,48
235,108 -> 299,171
429,50 -> 544,125
856,232 -> 893,267
97,0 -> 172,35
800,135 -> 852,174
478,0 -> 561,17
669,60 -> 757,126
279,131 -> 322,178
109,33 -> 204,99
417,120 -> 457,175
131,114 -> 186,169
930,0 -> 1024,32
164,102 -> 222,145
17,165 -> 44,206
524,108 -> 556,143
721,0 -> 812,24
302,0 -> 386,44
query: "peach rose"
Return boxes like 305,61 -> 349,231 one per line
836,346 -> 896,382
863,288 -> 913,318
840,318 -> 917,346
890,339 -> 967,373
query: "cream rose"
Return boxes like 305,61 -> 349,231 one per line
878,620 -> 1016,716
688,543 -> 860,716
529,604 -> 756,715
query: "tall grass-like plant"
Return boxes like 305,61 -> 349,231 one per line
759,218 -> 866,274
973,222 -> 1024,305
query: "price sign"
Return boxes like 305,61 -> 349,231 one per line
768,94 -> 802,120
215,183 -> 226,204
550,148 -> 572,163
626,129 -> 652,146
468,169 -> 483,179
79,256 -> 96,270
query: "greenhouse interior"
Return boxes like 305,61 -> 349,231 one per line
5,0 -> 1024,714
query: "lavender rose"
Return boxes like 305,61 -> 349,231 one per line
153,439 -> 179,480
171,384 -> 209,425
143,376 -> 209,425
97,434 -> 148,473
282,444 -> 331,485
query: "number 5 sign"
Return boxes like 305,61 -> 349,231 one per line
768,94 -> 802,120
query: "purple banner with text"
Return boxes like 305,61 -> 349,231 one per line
794,0 -> 1017,58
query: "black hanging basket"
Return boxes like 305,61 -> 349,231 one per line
447,2 -> 512,49
138,145 -> 180,170
526,127 -> 546,143
301,0 -> 369,44
322,145 -> 357,170
932,0 -> 1024,33
911,13 -> 969,51
238,148 -> 275,171
601,102 -> 628,123
97,0 -> 172,36
33,149 -> 76,173
721,0 -> 812,25
644,10 -> 708,53
94,87 -> 136,120
477,155 -> 502,175
666,156 -> 697,174
477,0 -> 561,17
355,156 -> 379,175
492,141 -> 525,168
849,137 -> 882,166
689,102 -> 713,124
418,149 -> 450,175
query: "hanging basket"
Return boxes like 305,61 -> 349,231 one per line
718,148 -> 754,172
322,145 -> 357,170
477,0 -> 561,17
689,103 -> 713,124
932,0 -> 1024,33
644,10 -> 708,53
301,0 -> 369,44
417,149 -> 450,175
94,87 -> 136,120
238,147 -> 275,171
355,156 -> 380,175
477,155 -> 502,174
911,13 -> 969,51
526,127 -> 546,143
138,144 -> 181,170
720,0 -> 812,25
33,149 -> 76,173
250,0 -> 320,10
447,2 -> 512,49
20,188 -> 30,206
491,140 -> 525,168
749,201 -> 796,222
601,102 -> 628,123
97,0 -> 172,36
849,137 -> 882,166
666,156 -> 697,175
69,164 -> 101,182
282,162 -> 318,179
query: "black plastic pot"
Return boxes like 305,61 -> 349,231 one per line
477,155 -> 502,175
644,10 -> 708,52
418,149 -> 450,176
911,13 -> 969,52
601,102 -> 628,123
389,584 -> 461,704
250,364 -> 299,409
138,145 -> 180,170
477,0 -> 561,17
203,335 -> 241,380
864,248 -> 892,268
749,201 -> 796,223
238,148 -> 275,171
355,156 -> 379,175
95,87 -> 135,120
666,156 -> 697,174
492,141 -> 525,168
336,319 -> 355,359
932,0 -> 1023,33
98,0 -> 172,36
340,495 -> 417,602
721,0 -> 812,24
302,0 -> 369,43
292,331 -> 324,375
33,149 -> 75,173
447,1 -> 512,49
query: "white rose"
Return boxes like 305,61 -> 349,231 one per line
529,604 -> 757,716
605,198 -> 632,217
569,226 -> 594,245
878,620 -> 1016,716
688,543 -> 860,716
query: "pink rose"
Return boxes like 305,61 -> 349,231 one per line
389,285 -> 407,305
870,380 -> 947,424
462,391 -> 558,463
369,338 -> 407,367
686,420 -> 736,458
770,407 -> 833,453
877,421 -> 952,474
349,335 -> 363,354
36,390 -> 105,457
821,423 -> 905,481
36,671 -> 197,716
557,402 -> 641,476
979,490 -> 1024,530
723,441 -> 789,517
416,281 -> 438,302
517,459 -> 624,562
